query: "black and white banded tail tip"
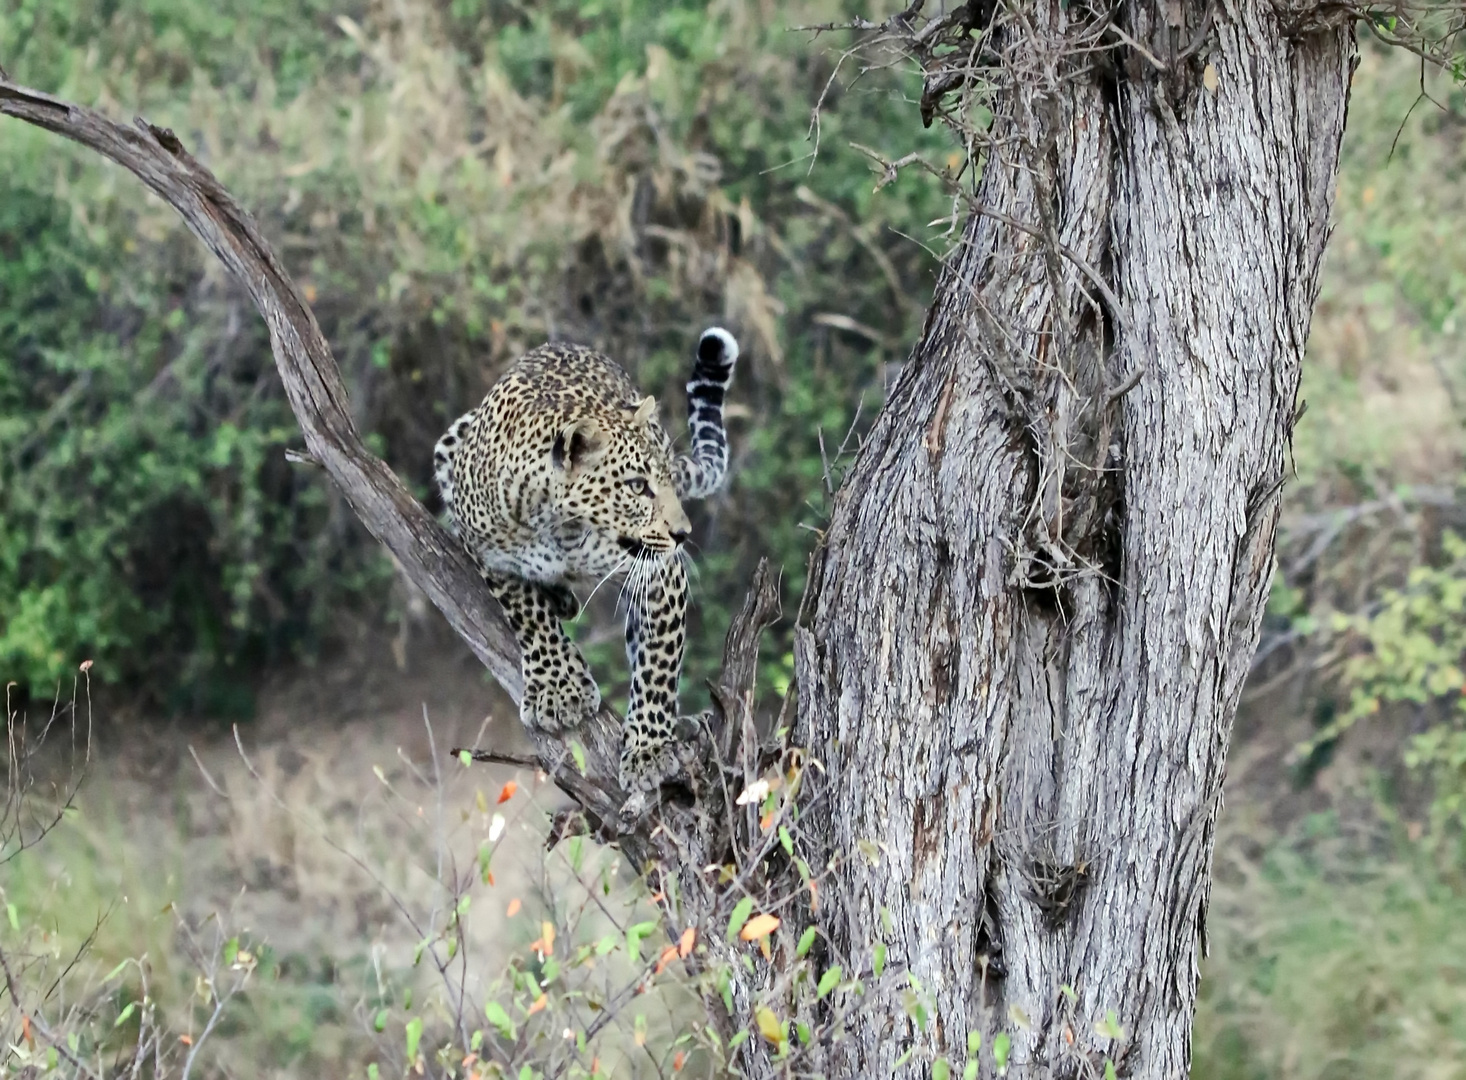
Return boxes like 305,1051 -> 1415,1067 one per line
675,327 -> 739,501
695,327 -> 739,380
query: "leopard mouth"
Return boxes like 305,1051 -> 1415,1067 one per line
618,536 -> 671,558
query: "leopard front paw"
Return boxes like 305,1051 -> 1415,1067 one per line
520,668 -> 601,733
617,720 -> 706,793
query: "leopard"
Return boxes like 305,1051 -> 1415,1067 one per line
433,327 -> 738,792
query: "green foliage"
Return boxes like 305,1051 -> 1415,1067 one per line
0,165 -> 371,704
1326,531 -> 1466,836
0,0 -> 954,708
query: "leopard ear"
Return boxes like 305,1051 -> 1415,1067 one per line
551,417 -> 608,475
631,395 -> 658,426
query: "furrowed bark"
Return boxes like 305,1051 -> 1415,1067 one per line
794,4 -> 1355,1077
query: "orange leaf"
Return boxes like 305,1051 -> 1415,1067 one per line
496,780 -> 518,804
759,810 -> 775,832
673,1051 -> 686,1071
541,921 -> 556,954
506,898 -> 522,918
739,914 -> 781,941
177,1034 -> 192,1047
528,993 -> 548,1015
650,891 -> 665,903
654,944 -> 679,974
486,870 -> 495,887
20,1014 -> 33,1048
678,927 -> 696,958
808,878 -> 819,912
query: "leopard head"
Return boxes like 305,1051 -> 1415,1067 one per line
550,395 -> 691,565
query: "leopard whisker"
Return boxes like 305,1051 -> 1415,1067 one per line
584,553 -> 633,610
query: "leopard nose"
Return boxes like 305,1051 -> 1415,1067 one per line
671,527 -> 691,546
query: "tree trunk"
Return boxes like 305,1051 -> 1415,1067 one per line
795,5 -> 1355,1077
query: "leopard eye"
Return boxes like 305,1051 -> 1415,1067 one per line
625,476 -> 651,497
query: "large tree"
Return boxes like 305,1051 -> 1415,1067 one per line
2,0 -> 1427,1073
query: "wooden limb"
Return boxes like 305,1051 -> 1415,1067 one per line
709,558 -> 782,763
0,73 -> 639,819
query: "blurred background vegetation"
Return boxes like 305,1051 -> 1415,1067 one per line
2,1 -> 1466,1076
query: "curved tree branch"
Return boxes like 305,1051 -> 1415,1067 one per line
0,74 -> 640,821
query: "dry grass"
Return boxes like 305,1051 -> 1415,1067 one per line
4,647 -> 703,1078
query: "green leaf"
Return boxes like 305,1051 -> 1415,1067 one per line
967,1030 -> 982,1056
368,1064 -> 380,1080
114,1001 -> 137,1028
458,749 -> 472,766
372,1008 -> 389,1032
568,740 -> 588,775
626,920 -> 659,961
5,903 -> 17,931
933,1059 -> 951,1080
779,825 -> 794,855
404,1017 -> 423,1063
796,926 -> 817,958
873,942 -> 887,977
726,897 -> 755,942
485,1001 -> 517,1040
817,965 -> 842,999
994,1032 -> 1011,1074
1105,1062 -> 1118,1080
963,1062 -> 979,1080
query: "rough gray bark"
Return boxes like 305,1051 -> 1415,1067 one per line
793,3 -> 1356,1077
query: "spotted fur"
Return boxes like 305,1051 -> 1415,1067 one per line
434,329 -> 739,791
